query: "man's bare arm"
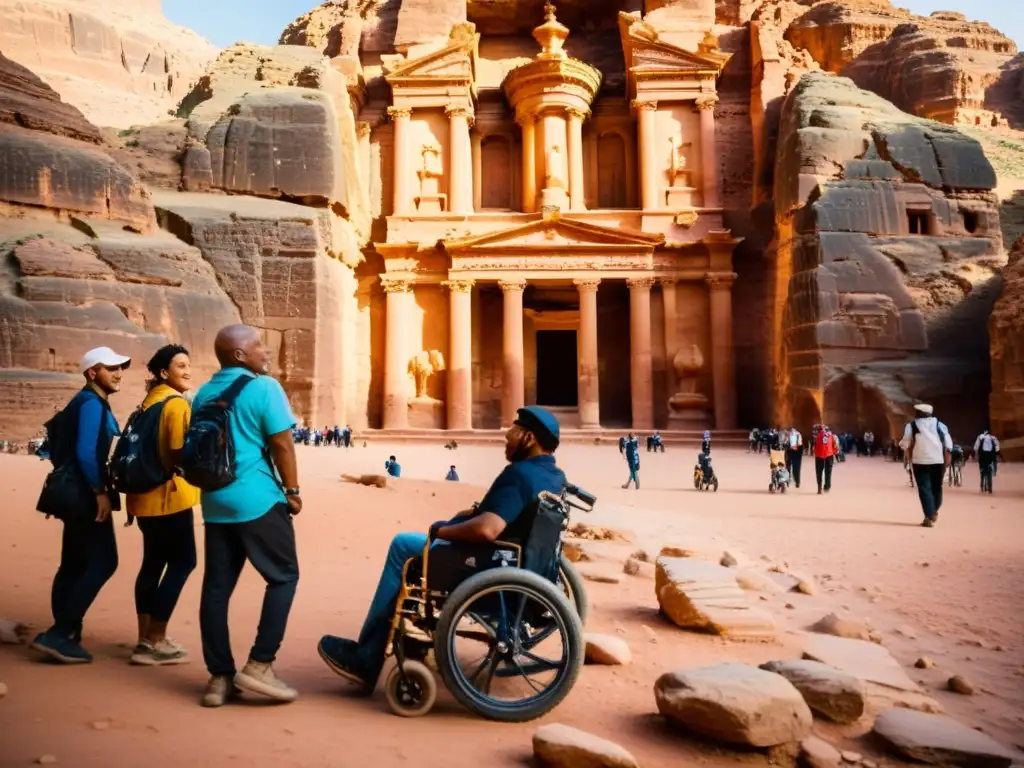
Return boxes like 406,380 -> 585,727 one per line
267,430 -> 300,489
434,512 -> 505,543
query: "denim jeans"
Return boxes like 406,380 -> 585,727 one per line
51,516 -> 119,637
786,449 -> 803,487
624,467 -> 639,488
135,508 -> 197,622
356,532 -> 444,671
912,463 -> 945,520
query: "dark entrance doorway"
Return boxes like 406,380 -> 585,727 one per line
536,330 -> 578,407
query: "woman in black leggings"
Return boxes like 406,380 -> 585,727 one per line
125,345 -> 199,665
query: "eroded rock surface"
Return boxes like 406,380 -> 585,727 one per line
532,723 -> 639,768
760,659 -> 867,723
989,235 -> 1024,459
872,709 -> 1017,768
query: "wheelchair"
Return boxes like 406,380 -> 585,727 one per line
381,483 -> 596,722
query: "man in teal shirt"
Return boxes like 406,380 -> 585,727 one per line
191,325 -> 302,708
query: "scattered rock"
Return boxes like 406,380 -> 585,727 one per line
809,613 -> 872,642
622,557 -> 654,579
915,657 -> 936,669
947,675 -> 976,695
720,551 -> 739,568
801,735 -> 843,768
340,473 -> 388,488
563,541 -> 588,563
873,709 -> 1017,768
90,720 -> 110,731
862,761 -> 877,768
733,569 -> 785,594
567,523 -> 633,543
629,548 -> 651,563
791,571 -> 818,595
575,563 -> 621,585
0,618 -> 28,644
655,663 -> 813,747
36,757 -> 57,766
802,634 -> 942,713
840,751 -> 862,763
658,538 -> 728,562
868,631 -> 884,644
655,557 -> 776,639
533,723 -> 639,768
760,659 -> 867,724
895,626 -> 919,640
786,602 -> 796,610
584,634 -> 632,666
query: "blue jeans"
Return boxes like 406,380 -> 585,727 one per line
356,532 -> 443,670
624,467 -> 639,488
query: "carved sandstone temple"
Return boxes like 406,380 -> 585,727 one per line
355,6 -> 740,431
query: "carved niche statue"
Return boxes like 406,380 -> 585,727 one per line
545,144 -> 566,190
408,349 -> 446,400
668,136 -> 693,188
668,343 -> 711,427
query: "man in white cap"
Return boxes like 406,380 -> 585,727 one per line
901,403 -> 952,528
31,346 -> 130,663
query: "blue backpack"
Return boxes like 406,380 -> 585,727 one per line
179,377 -> 254,491
109,396 -> 181,494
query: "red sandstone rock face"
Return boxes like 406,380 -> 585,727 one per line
0,0 -> 217,128
0,52 -> 101,144
989,236 -> 1024,458
771,72 -> 1004,438
785,2 -> 1018,125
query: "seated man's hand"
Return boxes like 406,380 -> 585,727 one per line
429,520 -> 448,539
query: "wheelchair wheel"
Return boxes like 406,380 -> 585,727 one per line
557,556 -> 589,627
384,660 -> 437,718
434,568 -> 584,723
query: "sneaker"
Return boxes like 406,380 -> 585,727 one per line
200,675 -> 240,708
132,638 -> 154,655
317,635 -> 375,694
130,638 -> 189,666
235,660 -> 298,702
921,518 -> 935,528
31,631 -> 92,664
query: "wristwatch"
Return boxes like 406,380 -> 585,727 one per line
284,487 -> 300,496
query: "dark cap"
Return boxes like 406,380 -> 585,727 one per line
514,406 -> 560,451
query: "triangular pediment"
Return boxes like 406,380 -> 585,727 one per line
443,215 -> 665,251
618,11 -> 731,75
385,30 -> 478,83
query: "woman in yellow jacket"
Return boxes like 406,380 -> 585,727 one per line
126,345 -> 200,666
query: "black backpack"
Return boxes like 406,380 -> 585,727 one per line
179,375 -> 255,491
108,396 -> 181,494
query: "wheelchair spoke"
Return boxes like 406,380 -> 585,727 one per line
511,658 -> 545,694
465,611 -> 497,638
521,623 -> 557,650
519,648 -> 563,670
469,647 -> 500,694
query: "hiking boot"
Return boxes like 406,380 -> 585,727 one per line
130,638 -> 189,666
235,660 -> 298,702
200,674 -> 240,708
921,518 -> 935,528
31,630 -> 92,664
318,635 -> 376,694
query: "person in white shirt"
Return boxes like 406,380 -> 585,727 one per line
900,404 -> 952,528
785,426 -> 803,488
973,430 -> 1000,484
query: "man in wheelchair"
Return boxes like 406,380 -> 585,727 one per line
317,406 -> 566,692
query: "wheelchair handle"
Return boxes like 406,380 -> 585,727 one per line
564,483 -> 597,510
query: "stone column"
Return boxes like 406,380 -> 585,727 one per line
500,279 -> 527,426
387,106 -> 412,215
633,99 -> 659,211
707,273 -> 737,429
624,128 -> 638,208
566,108 -> 587,211
696,96 -> 720,209
627,277 -> 655,430
471,131 -> 482,211
659,277 -> 679,396
382,276 -> 412,430
574,278 -> 601,429
445,279 -> 474,430
518,114 -> 537,212
446,106 -> 474,216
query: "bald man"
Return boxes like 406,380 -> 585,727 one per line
191,325 -> 302,708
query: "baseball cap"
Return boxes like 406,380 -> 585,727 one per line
514,406 -> 560,451
914,403 -> 933,415
80,346 -> 131,373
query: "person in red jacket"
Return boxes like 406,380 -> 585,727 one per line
813,423 -> 839,494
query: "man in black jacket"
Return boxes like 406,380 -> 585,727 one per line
31,346 -> 130,664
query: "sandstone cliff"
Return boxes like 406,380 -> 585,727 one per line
989,235 -> 1024,458
785,1 -> 1018,126
771,72 -> 1004,439
0,0 -> 217,128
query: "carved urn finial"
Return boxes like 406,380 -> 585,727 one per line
673,343 -> 705,383
533,1 -> 569,59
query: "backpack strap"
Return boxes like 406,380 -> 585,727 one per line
216,374 -> 256,408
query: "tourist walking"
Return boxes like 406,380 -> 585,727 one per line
785,425 -> 803,489
902,404 -> 952,527
124,345 -> 199,666
622,433 -> 640,489
973,429 -> 1000,486
31,347 -> 130,664
191,325 -> 302,707
813,423 -> 838,494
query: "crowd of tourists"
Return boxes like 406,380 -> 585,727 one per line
293,424 -> 354,447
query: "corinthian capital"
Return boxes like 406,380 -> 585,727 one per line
498,279 -> 527,293
695,95 -> 719,111
387,106 -> 412,120
630,99 -> 658,112
626,276 -> 656,290
566,107 -> 590,121
573,278 -> 601,292
445,105 -> 475,126
705,272 -> 736,290
443,279 -> 475,294
380,276 -> 413,293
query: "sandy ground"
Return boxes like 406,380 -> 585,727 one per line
0,444 -> 1022,768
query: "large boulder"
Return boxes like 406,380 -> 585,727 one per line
872,709 -> 1018,768
989,235 -> 1024,459
772,72 -> 1004,439
655,663 -> 813,747
0,0 -> 217,128
655,557 -> 777,639
759,659 -> 867,724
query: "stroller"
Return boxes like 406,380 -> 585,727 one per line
693,452 -> 719,491
768,449 -> 789,493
